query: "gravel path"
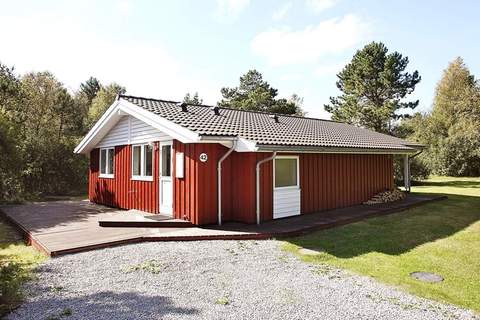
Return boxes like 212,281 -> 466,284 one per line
7,240 -> 478,320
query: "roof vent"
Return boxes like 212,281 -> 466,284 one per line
269,114 -> 279,123
211,106 -> 220,116
177,102 -> 188,112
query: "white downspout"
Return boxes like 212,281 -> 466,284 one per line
256,152 -> 277,225
217,139 -> 237,225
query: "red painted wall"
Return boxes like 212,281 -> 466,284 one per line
171,143 -> 274,225
227,152 -> 273,224
172,141 -> 225,225
89,144 -> 159,213
90,140 -> 394,225
170,142 -> 394,225
299,153 -> 394,215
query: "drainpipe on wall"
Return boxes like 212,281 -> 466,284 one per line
217,139 -> 237,225
256,151 -> 277,225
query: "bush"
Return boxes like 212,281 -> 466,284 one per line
394,155 -> 431,185
0,261 -> 25,315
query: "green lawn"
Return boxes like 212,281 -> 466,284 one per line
284,176 -> 480,313
0,217 -> 46,317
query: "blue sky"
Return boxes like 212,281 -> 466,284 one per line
1,0 -> 479,118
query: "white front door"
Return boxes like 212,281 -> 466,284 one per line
273,156 -> 301,219
159,142 -> 173,216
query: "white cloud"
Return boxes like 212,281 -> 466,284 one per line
251,14 -> 369,66
116,0 -> 132,17
215,0 -> 250,22
272,2 -> 292,21
305,0 -> 338,13
0,14 -> 221,104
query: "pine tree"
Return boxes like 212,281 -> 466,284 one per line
218,70 -> 303,115
80,77 -> 101,104
183,92 -> 203,105
325,42 -> 421,133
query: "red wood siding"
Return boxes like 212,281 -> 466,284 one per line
91,140 -> 394,225
171,143 -> 273,225
89,144 -> 159,213
228,152 -> 273,224
299,153 -> 393,215
172,141 -> 225,225
218,152 -> 393,223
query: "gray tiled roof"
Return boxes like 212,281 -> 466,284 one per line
120,95 -> 422,151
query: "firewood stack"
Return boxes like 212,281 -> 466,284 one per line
363,189 -> 406,205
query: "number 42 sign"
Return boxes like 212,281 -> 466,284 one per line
199,153 -> 208,162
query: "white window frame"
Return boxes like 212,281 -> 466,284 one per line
131,143 -> 154,181
159,141 -> 173,178
99,147 -> 115,178
273,155 -> 300,190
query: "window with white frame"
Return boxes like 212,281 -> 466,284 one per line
99,148 -> 115,178
274,156 -> 299,188
132,144 -> 154,180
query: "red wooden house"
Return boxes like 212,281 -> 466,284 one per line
74,95 -> 421,225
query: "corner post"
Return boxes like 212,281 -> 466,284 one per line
404,154 -> 411,192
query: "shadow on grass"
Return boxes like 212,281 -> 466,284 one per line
412,180 -> 480,188
286,192 -> 480,258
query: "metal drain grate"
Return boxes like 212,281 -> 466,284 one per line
410,271 -> 444,283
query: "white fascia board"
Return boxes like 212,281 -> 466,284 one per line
234,137 -> 258,152
255,145 -> 418,155
74,98 -> 201,154
74,100 -> 122,154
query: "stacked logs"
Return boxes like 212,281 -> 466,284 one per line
363,189 -> 406,205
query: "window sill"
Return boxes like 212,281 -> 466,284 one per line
132,176 -> 154,182
274,186 -> 300,191
99,174 -> 114,179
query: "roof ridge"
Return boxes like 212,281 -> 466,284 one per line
119,94 -> 342,124
119,94 -> 180,105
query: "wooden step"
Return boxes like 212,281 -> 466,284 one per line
99,219 -> 193,228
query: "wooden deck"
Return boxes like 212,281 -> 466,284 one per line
0,195 -> 446,256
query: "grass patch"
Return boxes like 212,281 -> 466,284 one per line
121,260 -> 164,274
0,215 -> 46,317
215,296 -> 230,305
284,176 -> 480,313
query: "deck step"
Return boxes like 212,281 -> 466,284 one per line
99,219 -> 193,228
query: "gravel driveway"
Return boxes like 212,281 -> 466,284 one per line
7,240 -> 478,320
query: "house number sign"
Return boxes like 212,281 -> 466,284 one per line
199,153 -> 208,162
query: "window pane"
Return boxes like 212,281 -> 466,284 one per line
144,145 -> 153,176
275,158 -> 297,187
107,149 -> 114,175
161,145 -> 171,177
100,149 -> 107,174
132,146 -> 141,176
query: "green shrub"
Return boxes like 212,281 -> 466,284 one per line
394,156 -> 431,185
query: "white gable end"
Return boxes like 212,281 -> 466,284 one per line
97,115 -> 171,148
